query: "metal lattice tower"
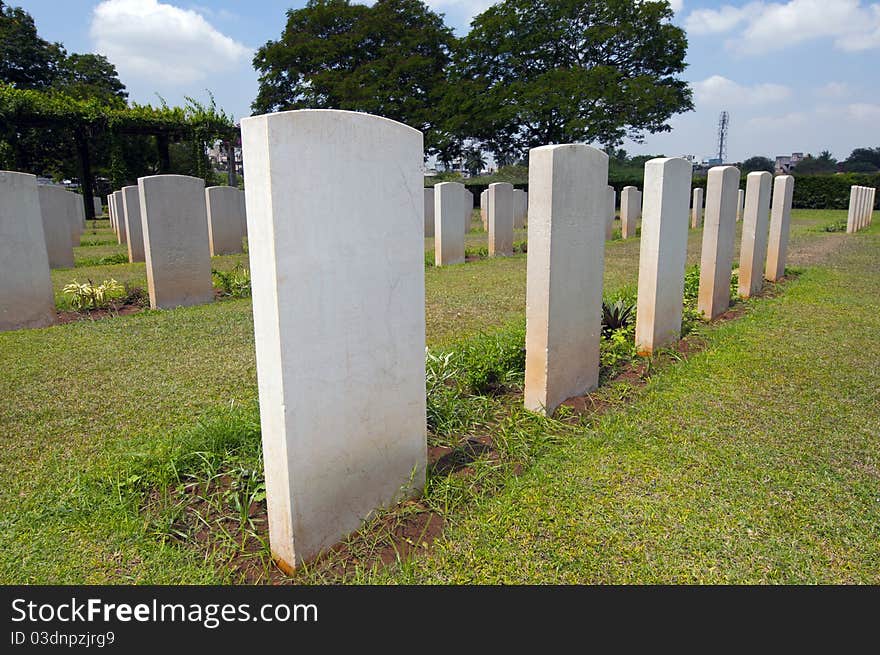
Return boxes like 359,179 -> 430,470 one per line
716,111 -> 729,163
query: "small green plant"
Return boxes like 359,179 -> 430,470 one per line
212,265 -> 251,298
62,278 -> 125,310
601,298 -> 636,337
682,264 -> 701,306
821,218 -> 847,233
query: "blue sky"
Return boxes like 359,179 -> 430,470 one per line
15,0 -> 880,162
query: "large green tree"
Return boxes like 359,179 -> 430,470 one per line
451,0 -> 692,162
841,147 -> 880,173
741,156 -> 775,173
0,0 -> 63,89
252,0 -> 455,152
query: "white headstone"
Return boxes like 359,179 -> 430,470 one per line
240,109 -> 426,571
620,186 -> 640,239
513,188 -> 527,229
846,186 -> 859,234
424,188 -> 435,237
113,190 -> 126,245
463,188 -> 473,234
524,145 -> 607,414
697,166 -> 739,319
205,186 -> 245,255
737,171 -> 772,298
765,175 -> 794,282
434,181 -> 466,266
138,175 -> 213,309
691,187 -> 703,229
0,171 -> 55,331
736,188 -> 745,222
37,186 -> 74,269
480,189 -> 488,230
605,185 -> 616,240
488,182 -> 514,256
93,196 -> 102,218
121,185 -> 146,263
635,158 -> 693,355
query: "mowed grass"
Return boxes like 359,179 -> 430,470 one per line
1,209 -> 874,582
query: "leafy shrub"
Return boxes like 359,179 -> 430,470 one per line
75,253 -> 130,267
456,322 -> 526,395
601,298 -> 636,337
212,265 -> 251,298
62,278 -> 125,310
682,264 -> 701,306
822,218 -> 848,232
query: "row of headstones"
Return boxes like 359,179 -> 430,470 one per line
101,179 -> 247,309
233,110 -> 801,572
0,174 -> 82,330
847,185 -> 875,233
0,171 -> 248,332
524,154 -> 795,414
0,111 -> 800,573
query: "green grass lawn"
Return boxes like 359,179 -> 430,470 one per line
1,209 -> 875,583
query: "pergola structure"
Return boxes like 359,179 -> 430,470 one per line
0,85 -> 239,220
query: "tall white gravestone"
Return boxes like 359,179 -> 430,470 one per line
463,188 -> 473,233
765,175 -> 795,282
434,181 -> 466,266
205,186 -> 245,255
37,186 -> 74,269
691,187 -> 703,229
138,174 -> 213,309
697,166 -> 739,319
606,186 -> 616,240
121,185 -> 146,263
737,171 -> 772,298
113,190 -> 126,245
524,145 -> 608,414
424,188 -> 435,237
65,192 -> 83,246
0,171 -> 55,331
634,158 -> 693,355
240,109 -> 426,571
93,196 -> 102,218
487,182 -> 514,256
737,188 -> 745,221
846,186 -> 859,233
480,189 -> 487,229
620,186 -> 640,239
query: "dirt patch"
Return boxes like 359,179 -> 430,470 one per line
56,302 -> 144,324
789,232 -> 848,267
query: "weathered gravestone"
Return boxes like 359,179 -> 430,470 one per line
121,185 -> 146,263
737,171 -> 772,298
0,171 -> 55,331
488,182 -> 514,256
697,166 -> 739,319
765,175 -> 795,282
524,145 -> 607,414
434,181 -> 466,266
37,186 -> 74,269
620,186 -> 640,239
240,109 -> 426,571
113,190 -> 126,245
691,187 -> 703,229
635,158 -> 692,355
424,187 -> 435,238
138,174 -> 213,309
205,186 -> 245,255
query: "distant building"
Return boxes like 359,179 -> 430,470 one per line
775,152 -> 804,175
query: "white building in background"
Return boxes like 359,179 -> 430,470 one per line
775,152 -> 804,175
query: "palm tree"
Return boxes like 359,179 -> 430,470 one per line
464,148 -> 486,176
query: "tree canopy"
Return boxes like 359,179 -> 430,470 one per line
253,0 -> 693,163
741,156 -> 775,174
253,0 -> 455,152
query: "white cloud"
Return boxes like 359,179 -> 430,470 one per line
667,0 -> 685,12
746,111 -> 810,131
693,75 -> 791,107
846,103 -> 880,121
684,0 -> 880,54
90,0 -> 251,86
685,3 -> 757,34
814,82 -> 850,98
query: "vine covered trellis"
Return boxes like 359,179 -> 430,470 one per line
0,84 -> 239,219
